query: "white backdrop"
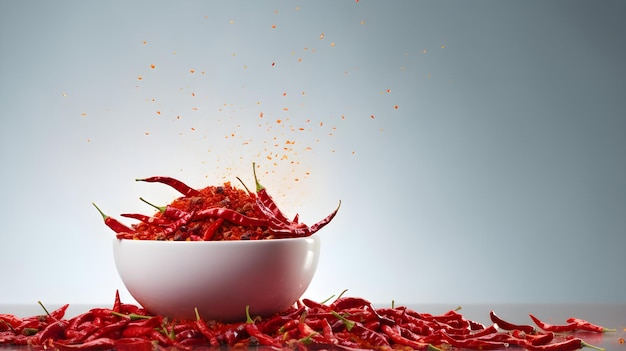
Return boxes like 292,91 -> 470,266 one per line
1,1 -> 625,306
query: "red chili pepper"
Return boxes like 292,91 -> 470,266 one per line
381,324 -> 432,350
92,203 -> 135,234
114,337 -> 153,351
252,163 -> 292,225
269,200 -> 341,237
530,314 -> 578,332
194,308 -> 220,347
53,337 -> 116,351
120,213 -> 171,225
202,218 -> 224,241
520,337 -> 604,351
331,311 -> 389,347
0,315 -> 21,331
83,318 -> 129,341
245,305 -> 281,347
490,310 -> 535,333
195,207 -> 269,227
139,197 -> 188,219
565,318 -> 616,332
440,331 -> 509,350
136,176 -> 201,197
512,330 -> 555,346
329,296 -> 371,311
36,320 -> 67,345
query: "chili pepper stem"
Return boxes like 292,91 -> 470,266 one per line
139,197 -> 165,212
37,301 -> 51,317
582,340 -> 605,351
252,162 -> 265,192
92,202 -> 109,221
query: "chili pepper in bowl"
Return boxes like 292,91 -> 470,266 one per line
136,176 -> 201,197
92,203 -> 134,234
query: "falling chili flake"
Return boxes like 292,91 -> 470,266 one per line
276,119 -> 282,124
370,115 -> 375,119
137,75 -> 143,80
156,111 -> 161,115
150,64 -> 156,69
142,40 -> 147,45
282,92 -> 287,96
145,132 -> 150,135
271,24 -> 277,29
283,107 -> 289,111
191,92 -> 195,97
394,105 -> 399,110
190,69 -> 195,74
386,89 -> 392,93
320,33 -> 325,39
191,127 -> 196,131
331,42 -> 335,47
259,112 -> 264,118
81,112 -> 87,117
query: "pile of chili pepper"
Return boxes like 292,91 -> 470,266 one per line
1,291 -> 614,351
92,163 -> 340,241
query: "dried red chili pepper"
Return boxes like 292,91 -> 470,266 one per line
331,311 -> 389,347
251,163 -> 292,225
139,197 -> 188,219
490,310 -> 535,333
195,208 -> 269,227
521,337 -> 604,351
92,203 -> 134,234
193,308 -> 219,347
113,337 -> 153,351
269,200 -> 341,237
512,329 -> 555,346
440,331 -> 509,350
36,320 -> 67,345
530,314 -> 578,332
565,318 -> 616,332
245,305 -> 281,347
380,324 -> 432,350
53,337 -> 116,351
202,218 -> 224,241
136,176 -> 201,197
120,213 -> 171,225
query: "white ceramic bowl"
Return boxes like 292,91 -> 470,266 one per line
112,236 -> 320,321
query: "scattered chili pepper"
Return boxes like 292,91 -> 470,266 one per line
136,176 -> 201,197
92,203 -> 134,234
245,305 -> 281,347
0,293 -> 614,350
565,318 -> 616,332
520,337 -> 605,351
490,310 -> 535,333
530,314 -> 578,332
120,213 -> 171,225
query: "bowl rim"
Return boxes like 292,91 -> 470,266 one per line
113,235 -> 320,245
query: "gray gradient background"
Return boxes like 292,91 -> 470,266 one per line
1,1 -> 624,306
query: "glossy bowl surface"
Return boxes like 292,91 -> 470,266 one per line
113,236 -> 320,321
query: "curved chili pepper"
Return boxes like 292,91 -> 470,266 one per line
114,337 -> 153,351
490,310 -> 535,333
245,306 -> 281,347
120,213 -> 171,225
195,208 -> 269,227
36,320 -> 67,345
565,317 -> 616,332
202,218 -> 224,241
520,337 -> 604,351
53,337 -> 116,351
331,311 -> 389,347
92,203 -> 135,234
136,176 -> 201,197
252,163 -> 292,225
381,324 -> 433,350
512,330 -> 555,346
440,331 -> 509,350
194,308 -> 220,347
269,200 -> 341,237
139,197 -> 187,219
529,314 -> 577,332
